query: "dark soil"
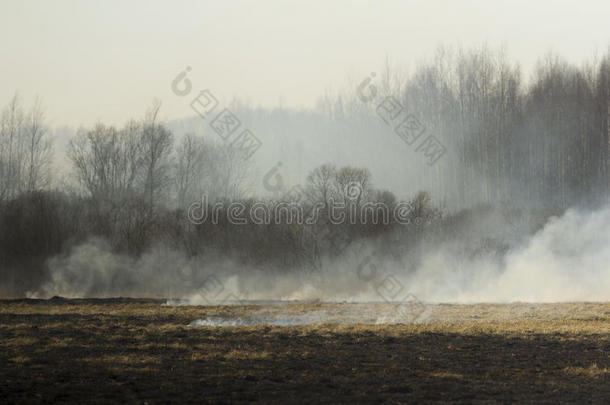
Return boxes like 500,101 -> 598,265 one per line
1,299 -> 609,404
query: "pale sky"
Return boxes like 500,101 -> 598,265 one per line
1,0 -> 609,127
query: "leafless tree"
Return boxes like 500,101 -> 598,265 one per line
141,101 -> 173,211
0,94 -> 53,202
305,163 -> 337,207
334,166 -> 371,205
174,133 -> 207,208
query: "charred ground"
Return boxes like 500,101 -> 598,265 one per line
1,299 -> 609,403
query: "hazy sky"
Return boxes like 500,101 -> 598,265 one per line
1,0 -> 609,127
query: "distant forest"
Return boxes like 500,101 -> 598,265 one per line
1,46 -> 610,296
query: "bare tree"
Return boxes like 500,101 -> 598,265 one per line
174,133 -> 207,208
305,163 -> 337,207
68,123 -> 140,200
24,98 -> 53,192
206,142 -> 249,201
0,94 -> 53,202
334,166 -> 371,205
141,101 -> 173,211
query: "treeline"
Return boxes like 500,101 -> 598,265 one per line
2,45 -> 610,296
0,171 -> 440,296
320,46 -> 610,209
0,98 -> 443,295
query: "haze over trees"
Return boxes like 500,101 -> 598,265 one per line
1,45 -> 610,296
318,47 -> 610,210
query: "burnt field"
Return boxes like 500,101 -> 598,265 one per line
1,299 -> 609,403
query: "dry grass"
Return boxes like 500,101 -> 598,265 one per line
427,371 -> 464,379
9,356 -> 31,364
1,299 -> 609,403
564,364 -> 610,377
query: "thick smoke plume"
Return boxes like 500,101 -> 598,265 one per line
33,203 -> 610,304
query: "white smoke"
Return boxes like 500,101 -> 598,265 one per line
35,204 -> 610,304
392,205 -> 610,303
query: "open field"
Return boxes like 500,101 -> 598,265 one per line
1,299 -> 609,403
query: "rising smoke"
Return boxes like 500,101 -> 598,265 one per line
33,202 -> 610,304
